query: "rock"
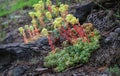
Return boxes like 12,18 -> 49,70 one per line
0,51 -> 12,68
1,29 -> 22,44
1,20 -> 11,26
72,71 -> 111,76
105,32 -> 118,43
0,37 -> 50,72
86,11 -> 118,32
35,68 -> 48,71
118,36 -> 120,41
115,28 -> 120,34
91,33 -> 120,66
74,2 -> 96,24
11,65 -> 29,76
9,15 -> 22,19
87,11 -> 120,65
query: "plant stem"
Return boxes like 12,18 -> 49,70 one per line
39,17 -> 45,27
23,32 -> 28,43
47,35 -> 56,53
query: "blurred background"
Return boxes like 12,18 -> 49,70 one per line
0,0 -> 40,16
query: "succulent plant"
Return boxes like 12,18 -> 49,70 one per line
33,1 -> 44,11
47,35 -> 56,53
82,23 -> 94,33
29,25 -> 34,31
25,25 -> 29,30
34,11 -> 44,27
29,25 -> 36,36
44,26 -> 101,72
51,5 -> 59,16
59,4 -> 69,14
70,17 -> 79,25
53,17 -> 63,29
31,19 -> 36,24
41,28 -> 48,36
25,25 -> 33,38
35,11 -> 42,18
29,12 -> 35,19
18,27 -> 28,43
46,11 -> 52,20
66,14 -> 79,25
46,0 -> 52,6
66,14 -> 74,22
18,0 -> 102,72
18,27 -> 24,35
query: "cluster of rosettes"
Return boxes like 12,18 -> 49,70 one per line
66,14 -> 79,25
29,11 -> 42,19
59,4 -> 69,14
18,27 -> 25,35
33,0 -> 44,12
19,25 -> 34,34
29,12 -> 35,19
46,0 -> 52,7
41,28 -> 48,36
53,17 -> 63,29
51,5 -> 59,16
25,25 -> 35,32
18,25 -> 48,38
46,11 -> 52,20
31,0 -> 53,19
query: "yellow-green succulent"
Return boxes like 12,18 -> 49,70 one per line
46,0 -> 52,6
59,4 -> 69,14
29,12 -> 35,19
66,14 -> 74,22
70,17 -> 79,25
51,5 -> 59,16
25,25 -> 29,30
35,11 -> 42,18
33,1 -> 44,11
53,17 -> 63,29
31,19 -> 36,24
46,11 -> 52,20
66,14 -> 79,25
41,28 -> 48,36
29,25 -> 34,31
18,27 -> 24,35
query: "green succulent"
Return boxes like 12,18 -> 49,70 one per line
18,27 -> 24,35
24,25 -> 29,30
33,1 -> 44,11
53,17 -> 63,29
29,25 -> 34,31
66,14 -> 79,25
31,19 -> 36,24
46,0 -> 52,6
51,5 -> 59,16
41,28 -> 48,36
46,11 -> 52,20
29,12 -> 35,19
35,11 -> 42,18
59,4 -> 69,14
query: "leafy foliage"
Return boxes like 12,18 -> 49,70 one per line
44,29 -> 101,72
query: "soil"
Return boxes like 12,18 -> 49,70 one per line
0,0 -> 120,76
